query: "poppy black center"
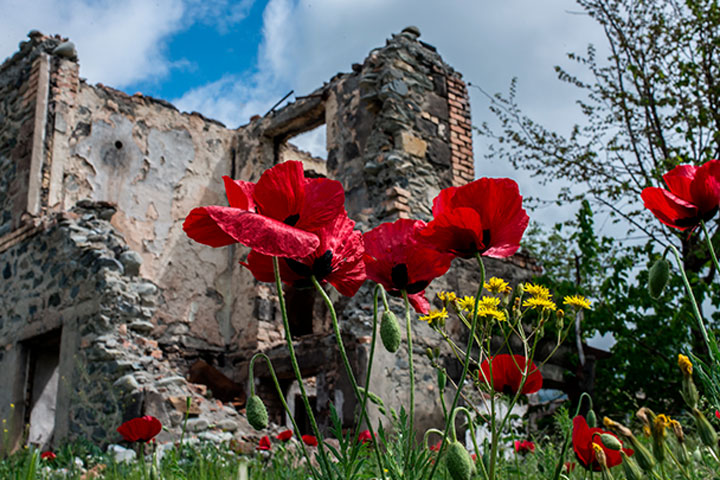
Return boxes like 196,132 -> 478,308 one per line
390,263 -> 429,294
455,229 -> 492,258
502,385 -> 515,396
285,250 -> 334,281
284,213 -> 300,226
391,263 -> 409,289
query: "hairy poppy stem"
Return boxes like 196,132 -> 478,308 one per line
401,290 -> 416,471
248,352 -> 317,478
428,254 -> 486,480
272,257 -> 333,478
311,277 -> 387,480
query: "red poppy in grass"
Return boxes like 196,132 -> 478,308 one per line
572,416 -> 633,471
40,451 -> 56,460
514,440 -> 535,454
243,213 -> 366,296
277,429 -> 293,442
117,416 -> 162,443
363,219 -> 453,313
429,440 -> 442,452
358,430 -> 373,444
641,160 -> 720,230
421,178 -> 529,259
257,435 -> 272,451
715,410 -> 720,420
302,434 -> 318,447
479,354 -> 542,395
563,462 -> 576,473
183,161 -> 345,258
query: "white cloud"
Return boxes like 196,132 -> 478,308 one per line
184,0 -> 255,33
0,0 -> 186,87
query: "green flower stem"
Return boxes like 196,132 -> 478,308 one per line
272,257 -> 333,478
401,290 -> 416,471
249,352 -> 317,477
701,221 -> 720,276
428,253 -> 486,480
667,245 -> 720,359
310,277 -> 386,480
551,392 -> 593,480
663,443 -> 692,480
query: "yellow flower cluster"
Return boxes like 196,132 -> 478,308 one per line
522,283 -> 557,311
484,277 -> 511,294
419,308 -> 449,326
437,291 -> 457,303
563,295 -> 592,310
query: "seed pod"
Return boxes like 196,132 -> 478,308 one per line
648,258 -> 670,299
380,310 -> 401,353
437,369 -> 447,392
446,441 -> 474,480
600,433 -> 622,451
586,409 -> 597,428
246,395 -> 269,431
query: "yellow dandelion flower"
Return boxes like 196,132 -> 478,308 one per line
654,414 -> 671,438
457,295 -> 475,312
437,291 -> 457,303
523,283 -> 550,298
478,296 -> 501,309
522,297 -> 557,311
478,307 -> 507,322
563,295 -> 591,310
418,308 -> 449,326
678,354 -> 692,376
484,277 -> 510,294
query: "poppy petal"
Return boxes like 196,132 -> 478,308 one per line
663,165 -> 697,202
572,416 -> 594,470
183,207 -> 242,247
641,187 -> 698,230
297,177 -> 346,232
223,176 -> 256,210
201,206 -> 319,257
253,161 -> 306,223
407,291 -> 431,314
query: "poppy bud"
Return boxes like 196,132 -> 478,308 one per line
246,395 -> 268,431
437,369 -> 447,392
446,441 -> 474,480
586,409 -> 597,428
591,442 -> 608,469
648,258 -> 670,299
681,375 -> 699,409
380,310 -> 401,353
600,433 -> 622,451
620,451 -> 644,480
692,408 -> 718,448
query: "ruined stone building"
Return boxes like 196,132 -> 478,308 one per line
0,27 -> 545,451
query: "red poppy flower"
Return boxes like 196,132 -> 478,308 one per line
420,178 -> 529,259
257,435 -> 272,451
514,440 -> 535,453
277,429 -> 293,442
363,219 -> 453,313
302,434 -> 318,447
358,429 -> 373,444
641,160 -> 720,230
715,410 -> 720,420
40,451 -> 56,460
429,440 -> 442,451
479,354 -> 543,395
572,416 -> 633,471
117,416 -> 162,443
243,213 -> 366,296
183,161 -> 345,258
563,462 -> 576,473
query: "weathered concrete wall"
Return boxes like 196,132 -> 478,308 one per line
50,76 -> 255,350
